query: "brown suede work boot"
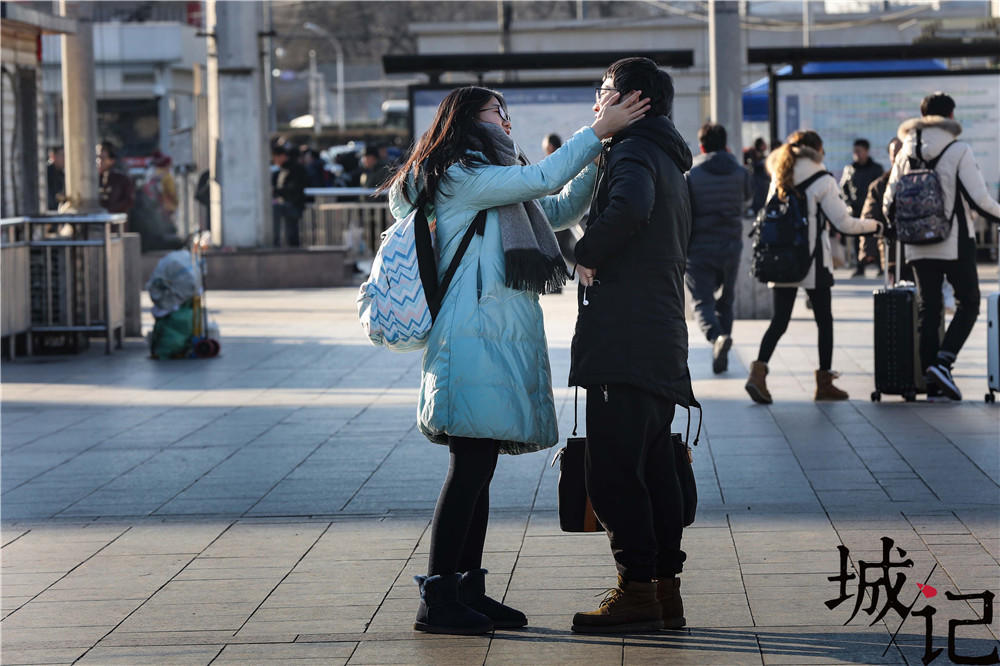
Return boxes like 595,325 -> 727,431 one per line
814,369 -> 849,401
572,576 -> 663,634
745,361 -> 773,404
657,578 -> 686,629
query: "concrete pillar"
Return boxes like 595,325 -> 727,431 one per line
59,1 -> 99,212
206,0 -> 270,248
708,0 -> 742,154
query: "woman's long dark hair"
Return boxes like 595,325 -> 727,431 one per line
379,86 -> 508,205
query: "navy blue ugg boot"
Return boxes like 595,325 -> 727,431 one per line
459,569 -> 528,629
414,573 -> 494,635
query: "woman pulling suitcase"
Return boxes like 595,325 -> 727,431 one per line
745,130 -> 884,404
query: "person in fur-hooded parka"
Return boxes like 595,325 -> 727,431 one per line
881,93 -> 1000,400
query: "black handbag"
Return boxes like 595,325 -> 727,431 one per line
552,388 -> 701,533
551,388 -> 603,532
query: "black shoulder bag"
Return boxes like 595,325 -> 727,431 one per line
551,388 -> 701,532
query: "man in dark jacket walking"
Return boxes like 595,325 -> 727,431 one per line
569,57 -> 693,634
840,138 -> 883,276
271,144 -> 307,247
860,137 -> 907,282
685,123 -> 752,374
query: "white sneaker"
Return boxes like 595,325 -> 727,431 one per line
712,335 -> 732,374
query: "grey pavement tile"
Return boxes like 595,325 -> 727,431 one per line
753,625 -> 905,665
75,645 -> 223,665
214,641 -> 357,665
94,630 -> 243,647
487,629 -> 623,665
0,647 -> 90,665
1,599 -> 141,629
624,629 -> 764,665
238,617 -> 370,636
347,638 -> 489,665
0,624 -> 118,649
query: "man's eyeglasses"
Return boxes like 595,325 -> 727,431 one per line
480,104 -> 510,123
595,87 -> 619,103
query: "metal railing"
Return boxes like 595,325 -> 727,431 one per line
1,213 -> 128,355
2,219 -> 32,357
302,188 -> 392,257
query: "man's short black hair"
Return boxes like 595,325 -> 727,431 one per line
920,92 -> 955,118
698,123 -> 727,153
544,133 -> 562,149
99,141 -> 118,159
271,144 -> 287,156
604,57 -> 674,118
853,138 -> 870,150
753,137 -> 766,151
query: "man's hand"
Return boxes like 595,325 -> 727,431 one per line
576,265 -> 597,286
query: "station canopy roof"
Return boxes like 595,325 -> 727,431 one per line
742,59 -> 947,122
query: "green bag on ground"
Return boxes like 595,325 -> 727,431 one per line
150,302 -> 193,359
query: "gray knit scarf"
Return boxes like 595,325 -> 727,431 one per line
468,122 -> 568,294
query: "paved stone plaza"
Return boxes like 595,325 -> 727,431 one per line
2,272 -> 998,665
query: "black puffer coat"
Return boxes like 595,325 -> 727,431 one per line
687,150 -> 752,246
569,115 -> 694,406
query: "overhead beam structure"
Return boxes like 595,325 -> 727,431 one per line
384,50 -> 694,83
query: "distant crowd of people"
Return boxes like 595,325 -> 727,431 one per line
269,138 -> 400,248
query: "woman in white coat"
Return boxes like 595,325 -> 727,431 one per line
745,129 -> 882,404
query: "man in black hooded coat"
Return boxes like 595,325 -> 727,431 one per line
569,57 -> 694,634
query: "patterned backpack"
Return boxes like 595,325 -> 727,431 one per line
894,129 -> 957,245
357,198 -> 485,352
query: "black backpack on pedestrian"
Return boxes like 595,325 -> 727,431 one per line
750,171 -> 830,283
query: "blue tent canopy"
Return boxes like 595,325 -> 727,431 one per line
742,59 -> 947,122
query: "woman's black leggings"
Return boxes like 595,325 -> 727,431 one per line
427,437 -> 499,576
757,286 -> 834,371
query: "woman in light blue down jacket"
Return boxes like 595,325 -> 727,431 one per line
380,86 -> 649,635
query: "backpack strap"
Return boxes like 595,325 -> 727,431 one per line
926,139 -> 958,170
911,128 -> 926,168
794,170 -> 832,268
427,209 -> 487,321
794,170 -> 831,196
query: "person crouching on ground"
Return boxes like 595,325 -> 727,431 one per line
684,122 -> 753,374
569,57 -> 694,634
745,130 -> 882,404
380,86 -> 649,635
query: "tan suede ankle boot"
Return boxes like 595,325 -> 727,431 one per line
745,361 -> 773,404
657,578 -> 685,629
815,370 -> 849,401
572,576 -> 663,634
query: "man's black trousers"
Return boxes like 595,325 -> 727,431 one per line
584,383 -> 686,582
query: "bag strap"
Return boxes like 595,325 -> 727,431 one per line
794,170 -> 830,196
794,171 -> 831,266
572,386 -> 579,437
926,139 -> 957,171
912,128 -> 925,167
427,209 -> 487,321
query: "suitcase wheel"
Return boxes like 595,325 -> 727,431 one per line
987,392 -> 996,404
870,391 -> 881,403
903,390 -> 917,402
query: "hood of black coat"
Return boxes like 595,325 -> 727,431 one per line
691,150 -> 742,175
611,115 -> 693,173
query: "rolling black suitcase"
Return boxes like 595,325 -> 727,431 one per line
872,240 -> 925,402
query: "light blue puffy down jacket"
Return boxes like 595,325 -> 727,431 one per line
388,127 -> 602,454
